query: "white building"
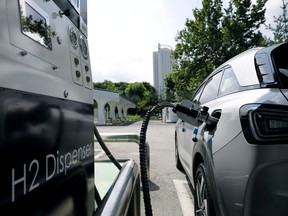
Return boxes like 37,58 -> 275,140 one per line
153,43 -> 173,98
162,104 -> 179,123
93,89 -> 136,125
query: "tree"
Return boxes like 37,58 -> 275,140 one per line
164,72 -> 176,102
93,80 -> 116,91
167,0 -> 267,101
125,82 -> 148,102
114,82 -> 129,95
222,0 -> 267,58
94,80 -> 129,95
264,0 -> 288,45
142,82 -> 159,106
93,80 -> 159,116
125,82 -> 159,116
170,0 -> 223,100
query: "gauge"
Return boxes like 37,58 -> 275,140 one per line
79,34 -> 89,60
69,27 -> 78,49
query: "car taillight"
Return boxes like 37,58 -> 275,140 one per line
240,104 -> 288,144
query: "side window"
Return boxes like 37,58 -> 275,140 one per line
219,67 -> 240,96
199,71 -> 223,104
192,83 -> 205,104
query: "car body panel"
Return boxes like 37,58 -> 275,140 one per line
214,132 -> 288,216
279,89 -> 288,100
175,42 -> 288,216
176,88 -> 288,169
222,48 -> 261,86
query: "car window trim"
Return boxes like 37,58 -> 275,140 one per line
198,70 -> 224,104
192,65 -> 261,105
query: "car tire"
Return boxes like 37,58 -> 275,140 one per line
194,163 -> 215,216
175,134 -> 184,172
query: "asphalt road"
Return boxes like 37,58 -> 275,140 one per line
95,120 -> 195,216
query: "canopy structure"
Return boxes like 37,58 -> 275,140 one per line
93,89 -> 136,125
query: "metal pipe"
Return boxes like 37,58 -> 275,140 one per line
94,160 -> 140,216
95,133 -> 150,180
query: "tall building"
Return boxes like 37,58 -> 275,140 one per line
153,43 -> 173,98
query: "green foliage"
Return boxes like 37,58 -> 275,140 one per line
94,80 -> 116,92
167,0 -> 267,101
127,115 -> 143,121
94,81 -> 159,116
125,82 -> 149,102
222,0 -> 267,56
93,80 -> 129,95
115,82 -> 129,94
143,82 -> 159,106
150,115 -> 160,120
164,72 -> 176,102
264,0 -> 288,45
127,115 -> 158,121
125,82 -> 159,116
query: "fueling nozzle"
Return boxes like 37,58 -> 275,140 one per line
173,103 -> 200,118
173,100 -> 218,129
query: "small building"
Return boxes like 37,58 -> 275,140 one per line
162,105 -> 178,123
93,89 -> 136,125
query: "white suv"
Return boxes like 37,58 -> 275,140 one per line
175,42 -> 288,216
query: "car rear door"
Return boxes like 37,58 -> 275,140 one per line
183,71 -> 223,176
177,84 -> 204,170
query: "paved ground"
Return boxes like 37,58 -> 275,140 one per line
95,120 -> 195,216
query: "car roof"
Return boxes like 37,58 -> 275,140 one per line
211,47 -> 262,86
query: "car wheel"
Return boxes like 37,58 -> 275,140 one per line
175,134 -> 184,172
194,163 -> 215,216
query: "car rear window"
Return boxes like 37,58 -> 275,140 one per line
218,67 -> 241,96
272,43 -> 288,88
199,71 -> 222,104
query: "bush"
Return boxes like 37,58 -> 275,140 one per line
128,115 -> 143,121
150,115 -> 160,120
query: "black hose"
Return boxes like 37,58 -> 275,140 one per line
139,109 -> 153,216
94,185 -> 102,206
94,124 -> 122,170
139,103 -> 174,216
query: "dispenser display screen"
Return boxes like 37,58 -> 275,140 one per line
19,0 -> 52,50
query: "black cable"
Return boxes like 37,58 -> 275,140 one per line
94,124 -> 122,170
139,103 -> 174,216
94,185 -> 102,206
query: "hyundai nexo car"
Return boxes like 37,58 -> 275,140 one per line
175,42 -> 288,216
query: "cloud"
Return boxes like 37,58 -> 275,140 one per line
87,0 -> 283,85
89,1 -> 169,84
261,0 -> 284,37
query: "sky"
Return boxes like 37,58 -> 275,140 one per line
87,0 -> 283,85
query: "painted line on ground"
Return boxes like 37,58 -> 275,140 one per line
173,179 -> 194,216
94,149 -> 105,159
